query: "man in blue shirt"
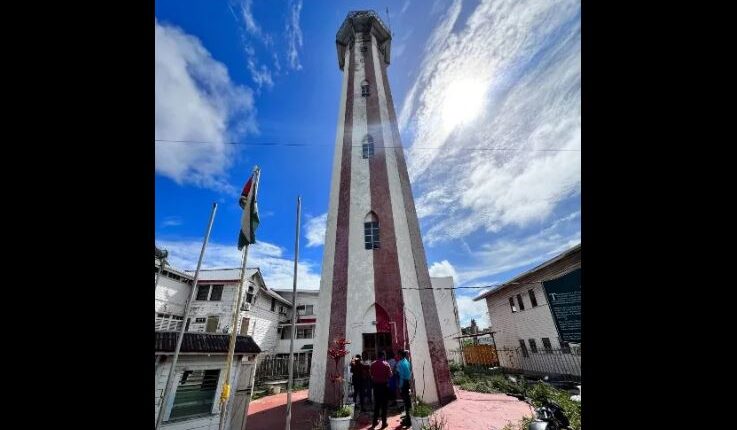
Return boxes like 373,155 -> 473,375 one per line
396,350 -> 412,426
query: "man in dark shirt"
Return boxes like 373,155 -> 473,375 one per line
369,351 -> 392,428
350,354 -> 365,410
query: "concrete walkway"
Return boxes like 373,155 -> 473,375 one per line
246,387 -> 533,430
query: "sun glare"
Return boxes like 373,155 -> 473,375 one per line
441,78 -> 487,132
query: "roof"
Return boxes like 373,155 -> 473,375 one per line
474,243 -> 581,301
336,10 -> 392,69
155,332 -> 261,354
184,268 -> 259,283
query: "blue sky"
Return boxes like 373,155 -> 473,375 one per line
155,0 -> 581,328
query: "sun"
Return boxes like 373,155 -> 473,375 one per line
441,78 -> 487,132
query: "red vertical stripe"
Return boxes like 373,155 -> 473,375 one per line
323,42 -> 354,406
364,33 -> 406,357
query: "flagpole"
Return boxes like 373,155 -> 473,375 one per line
155,202 -> 218,430
219,166 -> 260,430
285,195 -> 302,430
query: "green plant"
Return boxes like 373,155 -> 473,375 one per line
412,401 -> 432,417
500,416 -> 533,430
331,405 -> 352,418
528,382 -> 581,430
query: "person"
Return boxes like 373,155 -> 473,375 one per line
361,353 -> 373,410
350,354 -> 365,410
369,351 -> 392,428
387,350 -> 398,406
396,350 -> 413,427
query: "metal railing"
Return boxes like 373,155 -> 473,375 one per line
255,353 -> 311,384
496,347 -> 581,381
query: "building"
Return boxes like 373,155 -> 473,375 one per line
473,244 -> 581,378
272,288 -> 320,374
309,10 -> 455,406
154,261 -> 292,429
430,276 -> 464,364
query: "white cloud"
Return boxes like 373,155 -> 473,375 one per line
400,0 -> 412,15
286,0 -> 303,70
247,57 -> 274,89
240,0 -> 262,37
157,238 -> 322,291
304,213 -> 327,248
456,213 -> 581,286
161,216 -> 183,228
428,260 -> 458,282
155,20 -> 257,193
400,0 -> 581,245
455,294 -> 490,328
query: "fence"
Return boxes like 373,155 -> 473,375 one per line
497,347 -> 581,381
255,353 -> 311,384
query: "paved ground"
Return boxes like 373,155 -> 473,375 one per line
246,387 -> 533,430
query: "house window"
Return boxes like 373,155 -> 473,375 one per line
196,285 -> 224,301
281,327 -> 290,340
279,306 -> 287,315
560,340 -> 571,354
196,285 -> 210,301
528,339 -> 538,353
362,134 -> 375,158
297,305 -> 314,316
271,298 -> 276,312
297,327 -> 314,339
169,369 -> 220,420
245,285 -> 254,304
155,313 -> 184,331
364,212 -> 380,249
519,339 -> 529,358
509,297 -> 518,313
528,289 -> 538,307
209,285 -> 223,301
516,294 -> 525,311
195,318 -> 206,323
361,79 -> 370,97
205,316 -> 219,333
240,318 -> 250,335
542,338 -> 552,353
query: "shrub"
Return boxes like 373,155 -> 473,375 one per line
331,406 -> 352,418
412,401 -> 432,417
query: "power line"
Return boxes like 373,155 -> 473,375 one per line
154,139 -> 580,152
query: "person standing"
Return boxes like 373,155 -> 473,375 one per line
350,354 -> 365,410
361,353 -> 372,408
387,350 -> 398,406
369,351 -> 392,428
397,350 -> 413,427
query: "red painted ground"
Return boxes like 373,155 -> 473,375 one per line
246,387 -> 533,430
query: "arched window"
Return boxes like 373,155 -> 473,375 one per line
364,212 -> 380,249
361,79 -> 370,97
362,134 -> 375,158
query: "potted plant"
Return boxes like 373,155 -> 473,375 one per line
327,338 -> 352,430
411,401 -> 433,430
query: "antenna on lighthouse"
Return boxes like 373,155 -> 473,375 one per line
386,7 -> 393,37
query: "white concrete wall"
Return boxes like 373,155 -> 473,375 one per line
372,32 -> 438,404
346,33 -> 376,365
155,354 -> 252,430
431,277 -> 463,363
155,275 -> 190,316
309,45 -> 351,404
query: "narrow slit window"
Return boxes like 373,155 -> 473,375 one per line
361,80 -> 370,97
364,212 -> 380,249
362,134 -> 375,158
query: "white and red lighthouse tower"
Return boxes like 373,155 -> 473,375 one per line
309,11 -> 456,406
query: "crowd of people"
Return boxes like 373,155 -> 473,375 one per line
349,349 -> 413,428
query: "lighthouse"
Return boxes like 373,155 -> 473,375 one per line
309,10 -> 456,406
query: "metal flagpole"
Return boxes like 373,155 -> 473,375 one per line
219,166 -> 261,430
155,203 -> 218,430
285,196 -> 302,430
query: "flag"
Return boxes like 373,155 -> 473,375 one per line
238,169 -> 260,250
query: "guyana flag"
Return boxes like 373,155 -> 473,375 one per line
238,169 -> 260,250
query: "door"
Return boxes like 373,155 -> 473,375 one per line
205,316 -> 219,333
362,333 -> 392,361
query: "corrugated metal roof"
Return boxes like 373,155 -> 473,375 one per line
155,332 -> 261,354
184,268 -> 259,282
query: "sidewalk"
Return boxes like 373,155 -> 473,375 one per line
246,387 -> 533,430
